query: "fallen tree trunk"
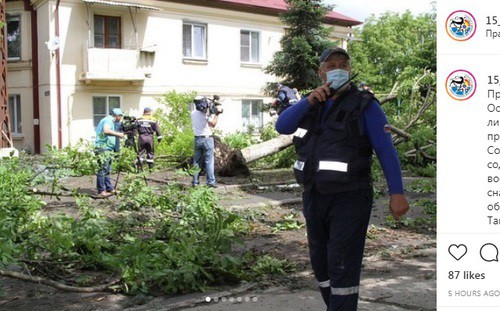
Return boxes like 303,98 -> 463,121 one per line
240,135 -> 293,164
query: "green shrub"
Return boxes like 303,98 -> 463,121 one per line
223,131 -> 256,149
155,91 -> 196,159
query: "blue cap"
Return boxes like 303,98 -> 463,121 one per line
112,108 -> 124,116
319,47 -> 350,64
144,107 -> 152,113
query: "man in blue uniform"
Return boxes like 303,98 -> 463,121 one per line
95,108 -> 125,197
276,47 -> 409,310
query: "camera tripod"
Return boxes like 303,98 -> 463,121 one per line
114,132 -> 148,189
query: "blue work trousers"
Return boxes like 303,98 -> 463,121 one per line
192,136 -> 216,186
302,187 -> 373,311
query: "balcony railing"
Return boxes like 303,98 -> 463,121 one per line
79,46 -> 152,83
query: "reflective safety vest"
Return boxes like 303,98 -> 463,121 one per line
137,115 -> 161,137
292,86 -> 376,194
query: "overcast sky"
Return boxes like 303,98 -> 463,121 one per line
324,0 -> 435,23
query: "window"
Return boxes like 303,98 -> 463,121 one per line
93,96 -> 121,127
9,95 -> 21,134
242,100 -> 263,128
183,22 -> 206,59
240,30 -> 259,63
7,15 -> 21,61
94,15 -> 121,48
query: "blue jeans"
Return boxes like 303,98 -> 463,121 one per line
96,153 -> 114,192
192,136 -> 216,186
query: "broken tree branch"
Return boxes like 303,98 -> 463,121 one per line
0,269 -> 120,293
387,125 -> 411,141
379,94 -> 398,105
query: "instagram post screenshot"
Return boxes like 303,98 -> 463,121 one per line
439,0 -> 500,310
10,0 -> 496,310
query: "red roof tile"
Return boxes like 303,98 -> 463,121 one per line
214,0 -> 362,26
160,0 -> 361,26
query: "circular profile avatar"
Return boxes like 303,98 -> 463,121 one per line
445,70 -> 476,101
446,10 -> 476,41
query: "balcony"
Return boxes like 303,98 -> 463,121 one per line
79,46 -> 154,84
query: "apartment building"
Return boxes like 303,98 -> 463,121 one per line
5,0 -> 361,153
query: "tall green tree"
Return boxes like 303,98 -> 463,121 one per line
348,11 -> 436,94
348,12 -> 437,172
264,0 -> 335,90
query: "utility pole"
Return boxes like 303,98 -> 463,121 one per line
0,0 -> 12,149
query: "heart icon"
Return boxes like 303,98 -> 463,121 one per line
448,244 -> 467,261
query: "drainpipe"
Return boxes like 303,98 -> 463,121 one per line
55,0 -> 62,148
23,0 -> 40,153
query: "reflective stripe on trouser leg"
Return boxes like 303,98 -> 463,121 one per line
318,279 -> 331,306
318,280 -> 330,288
331,286 -> 359,295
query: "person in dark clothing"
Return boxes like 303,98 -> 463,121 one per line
274,83 -> 300,115
276,47 -> 409,311
137,107 -> 162,170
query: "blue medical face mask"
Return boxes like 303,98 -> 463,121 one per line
325,69 -> 350,89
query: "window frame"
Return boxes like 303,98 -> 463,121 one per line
240,29 -> 260,63
182,21 -> 207,60
6,14 -> 21,61
241,99 -> 264,129
92,95 -> 122,128
93,14 -> 122,49
9,94 -> 22,135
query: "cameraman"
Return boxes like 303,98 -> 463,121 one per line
191,96 -> 221,188
137,107 -> 162,170
94,108 -> 125,197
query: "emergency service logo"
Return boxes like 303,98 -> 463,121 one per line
446,10 -> 476,41
445,70 -> 477,101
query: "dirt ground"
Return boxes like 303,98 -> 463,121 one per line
0,168 -> 436,311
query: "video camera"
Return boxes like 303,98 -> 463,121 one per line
121,115 -> 138,133
117,115 -> 139,148
194,95 -> 223,116
271,98 -> 292,116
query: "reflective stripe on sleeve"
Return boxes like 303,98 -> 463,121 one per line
331,286 -> 359,296
318,280 -> 330,288
318,161 -> 348,172
293,160 -> 305,171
